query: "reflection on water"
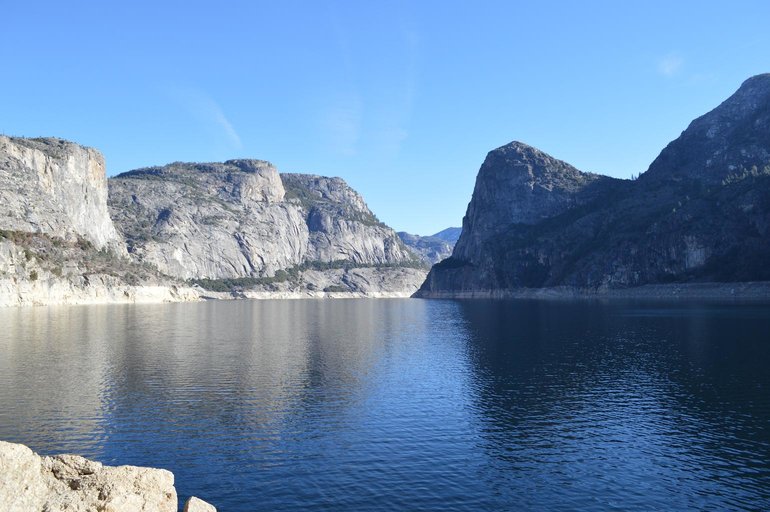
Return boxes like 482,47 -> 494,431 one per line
1,299 -> 769,511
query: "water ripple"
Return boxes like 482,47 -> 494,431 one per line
0,299 -> 769,511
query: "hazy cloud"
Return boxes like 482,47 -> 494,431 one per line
320,95 -> 363,156
380,26 -> 420,156
317,5 -> 421,158
169,87 -> 242,149
658,54 -> 683,76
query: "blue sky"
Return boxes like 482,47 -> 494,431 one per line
2,1 -> 769,235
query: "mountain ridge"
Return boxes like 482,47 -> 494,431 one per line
416,73 -> 770,297
0,139 -> 427,306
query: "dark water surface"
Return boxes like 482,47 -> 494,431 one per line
1,299 -> 770,511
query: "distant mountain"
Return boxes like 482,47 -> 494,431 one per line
431,227 -> 462,243
417,74 -> 770,297
398,231 -> 455,265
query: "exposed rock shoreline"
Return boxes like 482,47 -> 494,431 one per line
0,440 -> 216,512
0,266 -> 427,307
0,278 -> 201,308
416,281 -> 770,301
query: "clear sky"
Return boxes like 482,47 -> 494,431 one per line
2,1 -> 769,235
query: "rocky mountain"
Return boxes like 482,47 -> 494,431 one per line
0,136 -> 197,306
107,161 -> 425,295
431,227 -> 462,244
0,137 -> 426,306
398,229 -> 459,264
417,74 -> 770,297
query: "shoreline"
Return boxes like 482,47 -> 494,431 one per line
414,281 -> 770,301
0,285 -> 420,308
2,281 -> 770,307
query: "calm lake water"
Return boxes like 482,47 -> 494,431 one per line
1,299 -> 770,511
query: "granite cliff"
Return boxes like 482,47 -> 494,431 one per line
0,136 -> 425,306
0,137 -> 199,306
108,161 -> 425,295
0,136 -> 123,252
417,74 -> 770,297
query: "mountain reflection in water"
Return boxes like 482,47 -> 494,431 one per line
1,299 -> 769,511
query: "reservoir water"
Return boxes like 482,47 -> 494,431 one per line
1,299 -> 769,511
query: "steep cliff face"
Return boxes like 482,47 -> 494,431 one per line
108,161 -> 308,280
281,173 -> 415,265
417,74 -> 770,296
0,136 -> 123,251
108,162 -> 417,281
0,137 -> 200,306
452,141 -> 616,263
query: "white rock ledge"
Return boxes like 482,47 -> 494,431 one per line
0,278 -> 202,307
0,440 -> 216,512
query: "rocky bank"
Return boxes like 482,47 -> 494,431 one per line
0,440 -> 215,512
417,74 -> 770,297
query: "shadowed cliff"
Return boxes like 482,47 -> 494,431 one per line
417,74 -> 770,297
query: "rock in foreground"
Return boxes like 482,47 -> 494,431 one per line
0,440 -> 215,512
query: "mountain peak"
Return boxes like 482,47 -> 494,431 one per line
643,73 -> 770,184
452,141 -> 616,263
492,140 -> 540,152
479,141 -> 606,189
738,72 -> 770,92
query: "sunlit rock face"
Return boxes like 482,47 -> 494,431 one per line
108,163 -> 416,281
0,137 -> 199,306
0,136 -> 423,303
0,440 -> 178,512
0,440 -> 219,511
418,74 -> 770,296
0,136 -> 124,252
281,173 -> 415,266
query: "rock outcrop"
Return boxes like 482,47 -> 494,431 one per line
185,496 -> 217,512
282,173 -> 415,266
236,266 -> 428,299
108,160 -> 307,280
417,74 -> 770,297
0,440 -> 216,512
451,141 -> 615,263
0,137 -> 201,306
0,137 -> 123,252
641,73 -> 770,186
